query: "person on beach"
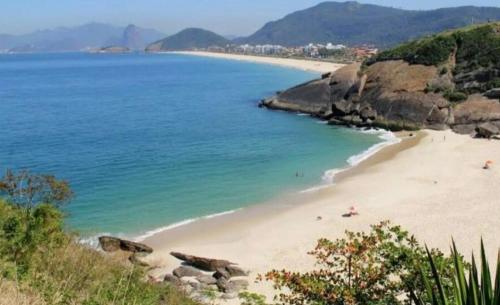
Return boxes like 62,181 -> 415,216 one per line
483,160 -> 493,169
343,206 -> 359,217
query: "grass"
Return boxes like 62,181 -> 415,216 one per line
0,199 -> 198,305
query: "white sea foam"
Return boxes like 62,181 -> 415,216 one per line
300,128 -> 400,193
134,209 -> 239,242
347,129 -> 401,166
80,209 -> 240,248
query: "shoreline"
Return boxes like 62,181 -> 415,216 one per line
143,129 -> 500,302
167,51 -> 346,73
141,130 -> 418,246
133,128 -> 400,242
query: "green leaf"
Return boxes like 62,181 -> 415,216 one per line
427,246 -> 449,305
452,241 -> 467,305
479,239 -> 492,305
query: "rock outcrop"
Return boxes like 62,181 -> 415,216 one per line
262,61 -> 454,131
170,252 -> 235,271
98,236 -> 153,254
262,60 -> 500,135
164,252 -> 250,300
262,23 -> 500,138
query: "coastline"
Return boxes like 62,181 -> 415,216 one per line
143,129 -> 500,302
134,128 -> 400,242
168,51 -> 345,73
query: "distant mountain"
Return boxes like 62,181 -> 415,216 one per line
240,1 -> 500,47
146,28 -> 230,52
118,24 -> 165,50
0,23 -> 165,52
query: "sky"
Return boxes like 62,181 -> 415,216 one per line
1,0 -> 500,36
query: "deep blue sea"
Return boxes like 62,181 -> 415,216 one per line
0,52 -> 388,238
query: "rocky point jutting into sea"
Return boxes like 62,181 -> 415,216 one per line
261,23 -> 500,138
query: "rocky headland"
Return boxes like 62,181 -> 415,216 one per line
261,23 -> 500,138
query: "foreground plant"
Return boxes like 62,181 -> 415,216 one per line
0,170 -> 198,305
264,221 -> 456,305
411,241 -> 499,305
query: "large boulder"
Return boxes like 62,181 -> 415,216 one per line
173,266 -> 203,278
216,278 -> 249,294
476,122 -> 500,138
196,274 -> 218,285
164,274 -> 182,286
484,88 -> 500,100
99,236 -> 153,254
451,95 -> 500,134
170,252 -> 235,272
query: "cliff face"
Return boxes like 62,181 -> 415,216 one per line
262,23 -> 500,136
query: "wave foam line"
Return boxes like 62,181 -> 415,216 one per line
79,209 -> 240,248
134,209 -> 239,242
300,128 -> 400,193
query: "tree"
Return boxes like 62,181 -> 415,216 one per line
0,169 -> 73,211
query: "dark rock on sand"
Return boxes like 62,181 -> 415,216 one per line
216,278 -> 249,293
214,267 -> 231,279
196,274 -> 218,285
99,236 -> 153,254
170,252 -> 235,272
476,122 -> 500,138
164,274 -> 182,286
173,266 -> 203,278
225,265 -> 249,277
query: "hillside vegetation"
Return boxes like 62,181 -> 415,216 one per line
369,22 -> 500,94
146,28 -> 230,52
0,171 -> 197,305
240,1 -> 500,47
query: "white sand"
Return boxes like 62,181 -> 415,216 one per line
144,130 -> 500,303
169,51 -> 345,73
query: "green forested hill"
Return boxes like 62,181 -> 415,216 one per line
146,28 -> 230,51
240,1 -> 500,47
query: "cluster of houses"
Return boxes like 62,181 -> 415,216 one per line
206,42 -> 378,61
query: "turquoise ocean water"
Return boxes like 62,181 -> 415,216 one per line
0,53 -> 390,238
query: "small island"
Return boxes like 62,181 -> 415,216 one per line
94,45 -> 131,53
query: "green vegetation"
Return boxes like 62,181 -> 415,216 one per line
264,222 -> 499,305
443,90 -> 468,103
238,292 -> 268,305
411,241 -> 499,305
371,35 -> 457,66
241,2 -> 500,47
147,28 -> 230,51
370,23 -> 500,69
0,170 -> 197,305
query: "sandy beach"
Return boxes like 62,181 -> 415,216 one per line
144,129 -> 500,302
169,51 -> 345,73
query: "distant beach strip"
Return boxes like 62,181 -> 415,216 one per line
168,51 -> 345,73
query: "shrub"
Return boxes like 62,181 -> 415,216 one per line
443,90 -> 468,102
370,35 -> 456,66
239,292 -> 269,305
0,170 -> 198,305
264,221 -> 456,305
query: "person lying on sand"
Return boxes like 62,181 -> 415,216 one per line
483,160 -> 493,170
342,206 -> 359,218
